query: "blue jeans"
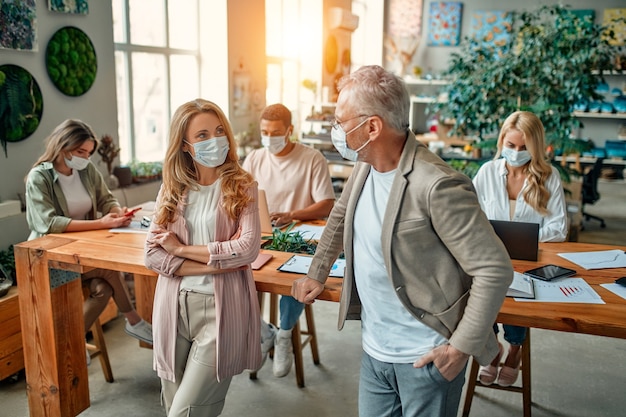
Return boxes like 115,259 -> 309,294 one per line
358,350 -> 466,417
493,323 -> 527,346
279,295 -> 304,330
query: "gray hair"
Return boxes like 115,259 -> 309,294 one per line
337,65 -> 410,132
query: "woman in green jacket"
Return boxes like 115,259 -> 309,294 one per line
25,119 -> 152,345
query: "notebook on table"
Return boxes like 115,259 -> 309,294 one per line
489,220 -> 540,261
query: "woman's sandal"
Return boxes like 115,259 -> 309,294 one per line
478,344 -> 503,385
497,348 -> 522,387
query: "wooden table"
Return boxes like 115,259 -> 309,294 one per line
14,231 -> 626,417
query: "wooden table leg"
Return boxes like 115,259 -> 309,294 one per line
16,239 -> 90,417
133,273 -> 156,349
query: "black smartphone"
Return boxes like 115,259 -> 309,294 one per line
615,277 -> 626,287
523,264 -> 576,282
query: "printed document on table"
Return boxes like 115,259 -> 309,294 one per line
291,224 -> 325,240
600,283 -> 626,301
516,277 -> 604,304
558,249 -> 626,270
278,254 -> 345,277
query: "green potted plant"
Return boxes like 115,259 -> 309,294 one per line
433,5 -> 623,156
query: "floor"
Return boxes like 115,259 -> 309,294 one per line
2,180 -> 625,417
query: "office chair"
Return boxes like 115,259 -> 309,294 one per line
581,157 -> 605,228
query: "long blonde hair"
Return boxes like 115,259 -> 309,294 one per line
155,99 -> 254,224
494,111 -> 553,215
33,119 -> 99,166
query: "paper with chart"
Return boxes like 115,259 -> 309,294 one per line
516,277 -> 604,304
558,249 -> 626,270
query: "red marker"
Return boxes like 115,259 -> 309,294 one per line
124,207 -> 142,217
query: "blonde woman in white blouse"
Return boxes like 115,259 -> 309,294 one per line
472,111 -> 567,387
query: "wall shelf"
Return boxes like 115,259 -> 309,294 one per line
573,111 -> 626,120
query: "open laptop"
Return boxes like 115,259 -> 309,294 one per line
489,220 -> 540,261
258,189 -> 274,235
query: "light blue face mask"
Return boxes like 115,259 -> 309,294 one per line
501,146 -> 531,167
330,118 -> 370,162
185,136 -> 230,168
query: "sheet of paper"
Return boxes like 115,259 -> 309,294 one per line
291,224 -> 325,240
558,249 -> 626,270
278,254 -> 345,277
600,283 -> 626,301
516,277 -> 604,304
109,220 -> 149,233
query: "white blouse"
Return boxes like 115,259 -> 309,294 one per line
472,158 -> 568,242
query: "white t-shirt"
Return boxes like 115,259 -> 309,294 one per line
354,167 -> 447,363
180,180 -> 221,293
55,169 -> 92,220
242,143 -> 335,213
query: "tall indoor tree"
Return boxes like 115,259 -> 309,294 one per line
434,5 -> 623,155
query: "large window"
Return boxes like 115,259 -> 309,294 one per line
113,0 -> 200,163
265,0 -> 322,135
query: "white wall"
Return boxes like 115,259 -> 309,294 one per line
0,0 -> 118,208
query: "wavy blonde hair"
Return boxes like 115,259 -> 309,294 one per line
155,99 -> 254,225
494,111 -> 553,215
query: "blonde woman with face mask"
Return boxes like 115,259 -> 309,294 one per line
145,99 -> 262,417
472,111 -> 567,387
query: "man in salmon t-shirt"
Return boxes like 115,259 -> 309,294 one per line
242,103 -> 335,377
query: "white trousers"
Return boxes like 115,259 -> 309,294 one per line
162,290 -> 232,417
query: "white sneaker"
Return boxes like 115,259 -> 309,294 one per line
255,323 -> 277,371
125,319 -> 153,344
273,329 -> 293,377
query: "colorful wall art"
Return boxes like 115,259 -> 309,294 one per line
603,8 -> 626,46
46,26 -> 98,96
470,10 -> 512,48
427,2 -> 463,46
0,0 -> 37,51
48,0 -> 89,15
0,64 -> 44,156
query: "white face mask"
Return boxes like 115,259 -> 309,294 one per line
186,136 -> 230,168
330,118 -> 370,162
261,134 -> 288,154
501,146 -> 531,167
64,155 -> 91,171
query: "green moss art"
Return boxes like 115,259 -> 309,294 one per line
46,26 -> 97,97
0,64 -> 44,157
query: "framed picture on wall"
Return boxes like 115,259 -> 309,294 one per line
0,0 -> 37,51
233,71 -> 251,117
427,2 -> 463,46
48,0 -> 89,15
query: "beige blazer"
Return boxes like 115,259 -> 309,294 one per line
307,132 -> 513,365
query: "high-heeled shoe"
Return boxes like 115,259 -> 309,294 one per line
478,343 -> 503,385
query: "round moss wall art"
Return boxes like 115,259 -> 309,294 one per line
46,26 -> 97,97
0,64 -> 44,157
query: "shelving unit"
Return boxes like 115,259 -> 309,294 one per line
572,71 -> 626,146
300,102 -> 336,151
405,78 -> 450,133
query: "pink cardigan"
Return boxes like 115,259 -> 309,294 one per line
145,184 -> 262,382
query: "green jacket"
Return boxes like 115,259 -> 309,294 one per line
25,162 -> 120,240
